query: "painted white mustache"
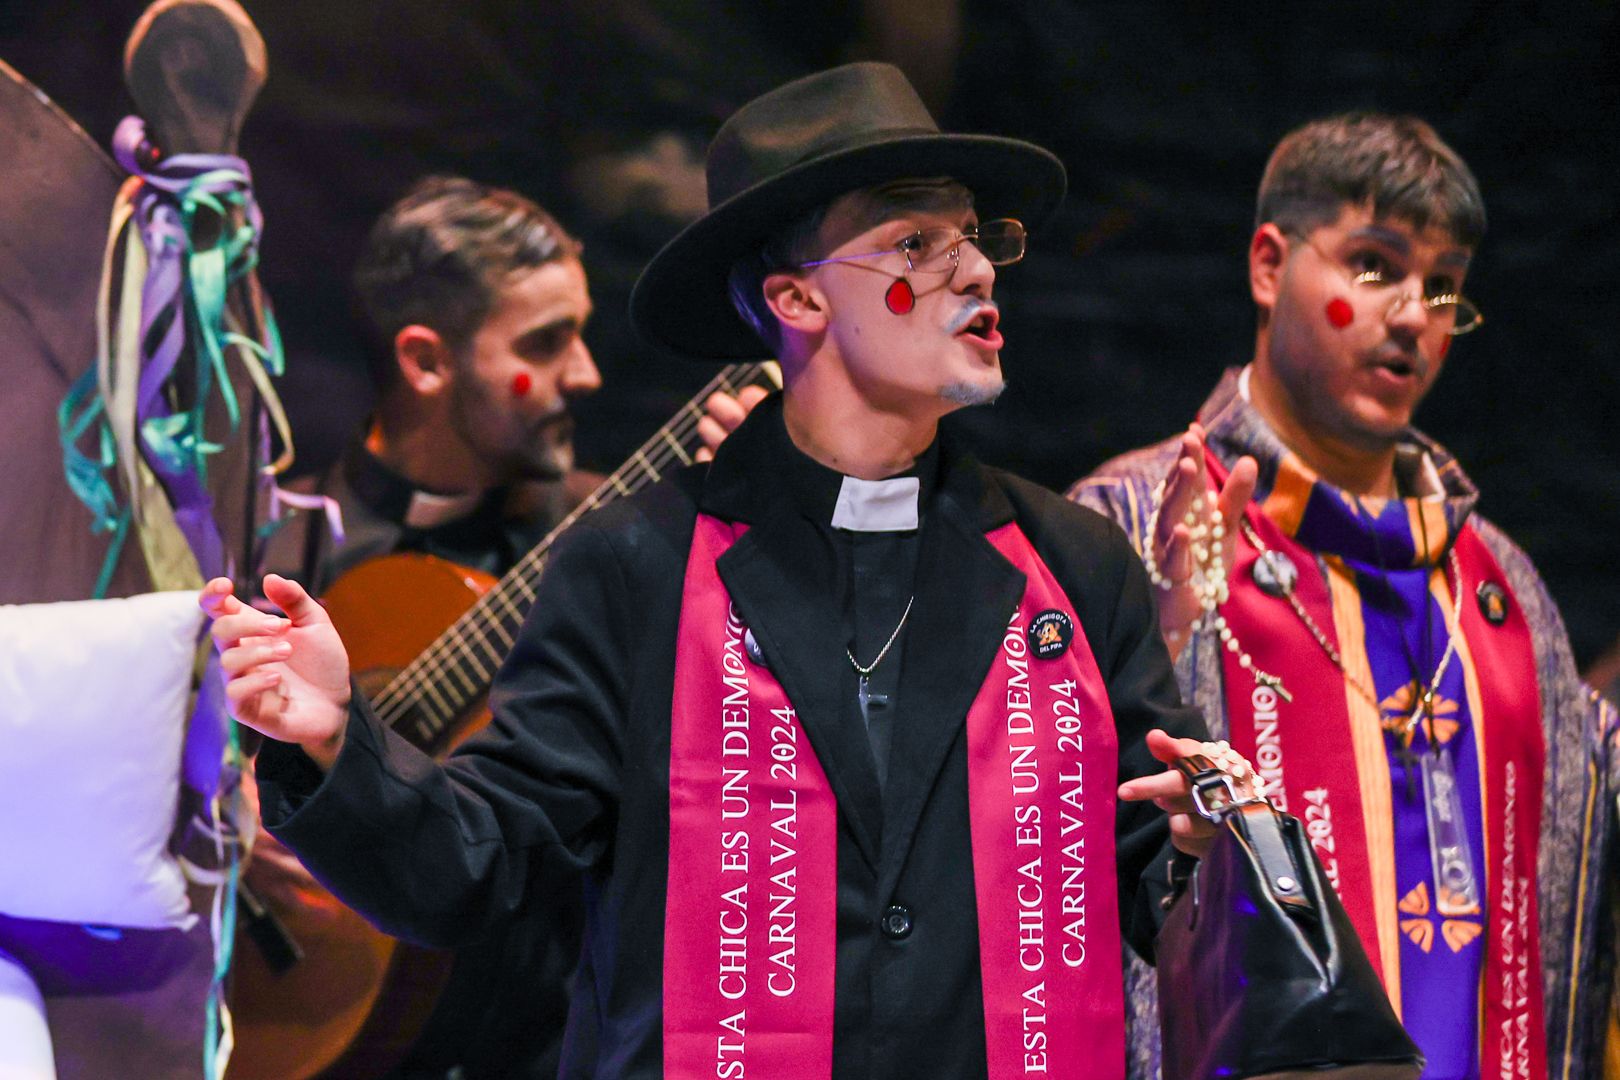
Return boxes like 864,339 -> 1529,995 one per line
945,297 -> 998,335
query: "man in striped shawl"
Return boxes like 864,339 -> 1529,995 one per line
1072,112 -> 1617,1080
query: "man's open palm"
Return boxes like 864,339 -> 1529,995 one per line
202,574 -> 352,768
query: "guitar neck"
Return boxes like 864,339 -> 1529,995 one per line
369,360 -> 778,746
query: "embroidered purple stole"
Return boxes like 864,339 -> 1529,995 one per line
665,515 -> 1126,1079
1210,454 -> 1546,1079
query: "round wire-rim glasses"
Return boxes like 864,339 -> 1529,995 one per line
1299,235 -> 1483,336
799,218 -> 1027,278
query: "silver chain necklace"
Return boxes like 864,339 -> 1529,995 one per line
846,594 -> 915,678
1237,519 -> 1461,714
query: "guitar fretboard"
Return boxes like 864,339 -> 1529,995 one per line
367,361 -> 777,746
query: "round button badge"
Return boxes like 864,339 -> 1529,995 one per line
1027,610 -> 1074,660
744,627 -> 768,667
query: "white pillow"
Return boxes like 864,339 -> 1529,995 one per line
0,591 -> 203,929
0,948 -> 55,1077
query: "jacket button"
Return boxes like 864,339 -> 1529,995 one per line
880,904 -> 913,940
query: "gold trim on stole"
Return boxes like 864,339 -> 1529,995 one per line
1406,500 -> 1451,564
1431,566 -> 1492,1051
1325,554 -> 1401,1017
1260,454 -> 1315,538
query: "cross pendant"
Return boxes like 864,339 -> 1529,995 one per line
857,676 -> 889,713
1253,670 -> 1293,702
1395,742 -> 1420,800
1393,748 -> 1419,799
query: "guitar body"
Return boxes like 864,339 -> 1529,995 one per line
228,553 -> 496,1080
324,553 -> 500,758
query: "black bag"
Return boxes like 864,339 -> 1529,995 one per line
1156,760 -> 1424,1080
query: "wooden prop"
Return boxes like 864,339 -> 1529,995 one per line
120,0 -> 274,592
126,0 -> 266,158
0,61 -> 135,603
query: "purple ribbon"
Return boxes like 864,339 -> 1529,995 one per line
110,115 -> 267,584
111,116 -> 273,796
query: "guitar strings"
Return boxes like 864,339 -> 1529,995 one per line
373,388 -> 722,731
372,390 -> 714,732
397,357 -> 774,720
370,364 -> 766,737
373,408 -> 694,736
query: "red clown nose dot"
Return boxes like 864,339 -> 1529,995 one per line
884,278 -> 915,315
1325,298 -> 1355,329
510,372 -> 532,397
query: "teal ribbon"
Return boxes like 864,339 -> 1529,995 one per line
60,119 -> 287,596
57,366 -> 132,597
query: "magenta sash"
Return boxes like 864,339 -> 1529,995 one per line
1213,461 -> 1546,1078
666,516 -> 839,1079
1215,487 -> 1387,980
666,515 -> 1125,1078
1453,527 -> 1546,1080
966,524 -> 1125,1079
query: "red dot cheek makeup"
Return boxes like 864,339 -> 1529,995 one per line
1325,297 -> 1354,329
884,278 -> 915,315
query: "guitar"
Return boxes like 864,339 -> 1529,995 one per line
227,360 -> 780,1080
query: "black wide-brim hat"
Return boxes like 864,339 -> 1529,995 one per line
630,62 -> 1067,363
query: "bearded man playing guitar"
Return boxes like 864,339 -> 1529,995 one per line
293,175 -> 765,593
239,176 -> 766,1080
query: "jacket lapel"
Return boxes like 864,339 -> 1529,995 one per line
696,397 -> 1019,880
718,511 -> 884,871
877,461 -> 1023,895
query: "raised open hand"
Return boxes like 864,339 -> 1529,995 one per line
201,573 -> 351,769
1147,424 -> 1258,662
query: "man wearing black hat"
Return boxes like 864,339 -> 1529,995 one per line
202,63 -> 1220,1079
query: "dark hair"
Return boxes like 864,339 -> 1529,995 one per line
1257,113 -> 1486,247
353,176 -> 581,389
727,178 -> 973,353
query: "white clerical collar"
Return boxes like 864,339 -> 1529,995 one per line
404,488 -> 485,529
830,475 -> 920,532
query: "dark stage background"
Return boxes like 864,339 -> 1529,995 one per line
3,0 -> 1616,666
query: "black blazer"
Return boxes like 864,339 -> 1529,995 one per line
258,396 -> 1207,1078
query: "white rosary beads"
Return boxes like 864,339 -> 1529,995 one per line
1201,739 -> 1267,798
1143,487 -> 1227,604
1144,482 -> 1291,700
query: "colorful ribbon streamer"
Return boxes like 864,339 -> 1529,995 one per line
56,114 -> 299,1080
